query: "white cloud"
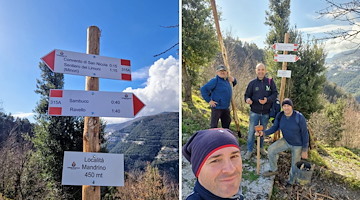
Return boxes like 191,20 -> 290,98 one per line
299,24 -> 352,34
12,112 -> 35,121
298,23 -> 360,58
132,66 -> 150,80
103,56 -> 179,124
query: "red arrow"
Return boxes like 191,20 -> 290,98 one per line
133,94 -> 145,116
295,56 -> 301,61
41,50 -> 56,71
272,44 -> 276,49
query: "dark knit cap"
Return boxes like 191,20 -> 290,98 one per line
182,128 -> 240,177
282,98 -> 294,107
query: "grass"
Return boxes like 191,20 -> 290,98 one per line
242,169 -> 260,182
311,143 -> 360,190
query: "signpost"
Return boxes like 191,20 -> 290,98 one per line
43,26 -> 145,200
274,54 -> 300,63
273,33 -> 296,141
272,43 -> 298,51
48,89 -> 145,118
62,151 -> 124,186
41,49 -> 132,81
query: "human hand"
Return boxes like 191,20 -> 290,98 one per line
209,100 -> 218,107
246,98 -> 253,105
301,151 -> 308,159
259,97 -> 267,105
255,131 -> 264,137
228,76 -> 234,83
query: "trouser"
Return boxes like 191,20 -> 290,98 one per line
247,111 -> 269,152
268,138 -> 302,184
210,108 -> 231,128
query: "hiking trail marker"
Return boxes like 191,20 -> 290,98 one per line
41,49 -> 132,80
274,54 -> 300,63
272,43 -> 298,51
277,70 -> 292,78
62,151 -> 124,186
48,89 -> 145,118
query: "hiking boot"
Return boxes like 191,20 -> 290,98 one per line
244,151 -> 252,160
262,170 -> 278,177
260,148 -> 267,156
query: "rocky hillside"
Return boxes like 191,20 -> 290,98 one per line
105,112 -> 179,180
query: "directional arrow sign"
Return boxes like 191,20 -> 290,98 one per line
41,49 -> 131,80
274,54 -> 300,63
272,43 -> 298,51
48,89 -> 145,118
62,151 -> 124,186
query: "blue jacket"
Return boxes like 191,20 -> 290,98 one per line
264,111 -> 309,151
244,77 -> 278,114
201,76 -> 237,109
186,180 -> 244,200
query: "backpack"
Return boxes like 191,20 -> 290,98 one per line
268,78 -> 280,118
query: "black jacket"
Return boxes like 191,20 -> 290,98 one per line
244,77 -> 278,114
186,180 -> 244,200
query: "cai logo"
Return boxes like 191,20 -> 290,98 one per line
56,51 -> 67,58
67,161 -> 80,170
122,93 -> 131,100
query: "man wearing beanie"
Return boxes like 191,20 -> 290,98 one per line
183,128 -> 244,200
201,65 -> 237,129
244,63 -> 278,160
257,98 -> 309,186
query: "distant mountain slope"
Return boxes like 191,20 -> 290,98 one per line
105,112 -> 179,180
325,50 -> 360,101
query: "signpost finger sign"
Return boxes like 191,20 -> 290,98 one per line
42,49 -> 132,80
48,89 -> 145,118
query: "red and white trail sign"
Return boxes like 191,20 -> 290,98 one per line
41,49 -> 132,80
272,43 -> 298,51
48,89 -> 145,118
274,54 -> 300,63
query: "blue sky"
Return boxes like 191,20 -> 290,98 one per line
217,0 -> 358,57
0,0 -> 179,123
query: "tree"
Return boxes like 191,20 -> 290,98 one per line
182,0 -> 218,103
264,0 -> 327,118
31,62 -> 84,199
318,0 -> 360,50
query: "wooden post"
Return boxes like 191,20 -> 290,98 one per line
274,33 -> 289,141
82,26 -> 101,200
210,0 -> 241,136
278,33 -> 290,103
255,125 -> 263,175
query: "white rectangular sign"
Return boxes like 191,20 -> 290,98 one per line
62,151 -> 124,186
272,43 -> 298,51
41,49 -> 132,80
277,70 -> 292,78
274,54 -> 300,63
48,89 -> 145,118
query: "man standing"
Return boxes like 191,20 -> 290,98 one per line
257,98 -> 309,186
201,65 -> 237,128
244,63 -> 278,159
183,128 -> 244,200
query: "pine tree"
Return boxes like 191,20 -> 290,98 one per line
31,62 -> 83,199
264,0 -> 326,118
182,0 -> 218,103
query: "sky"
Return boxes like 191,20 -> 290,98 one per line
216,0 -> 359,58
0,0 -> 179,124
